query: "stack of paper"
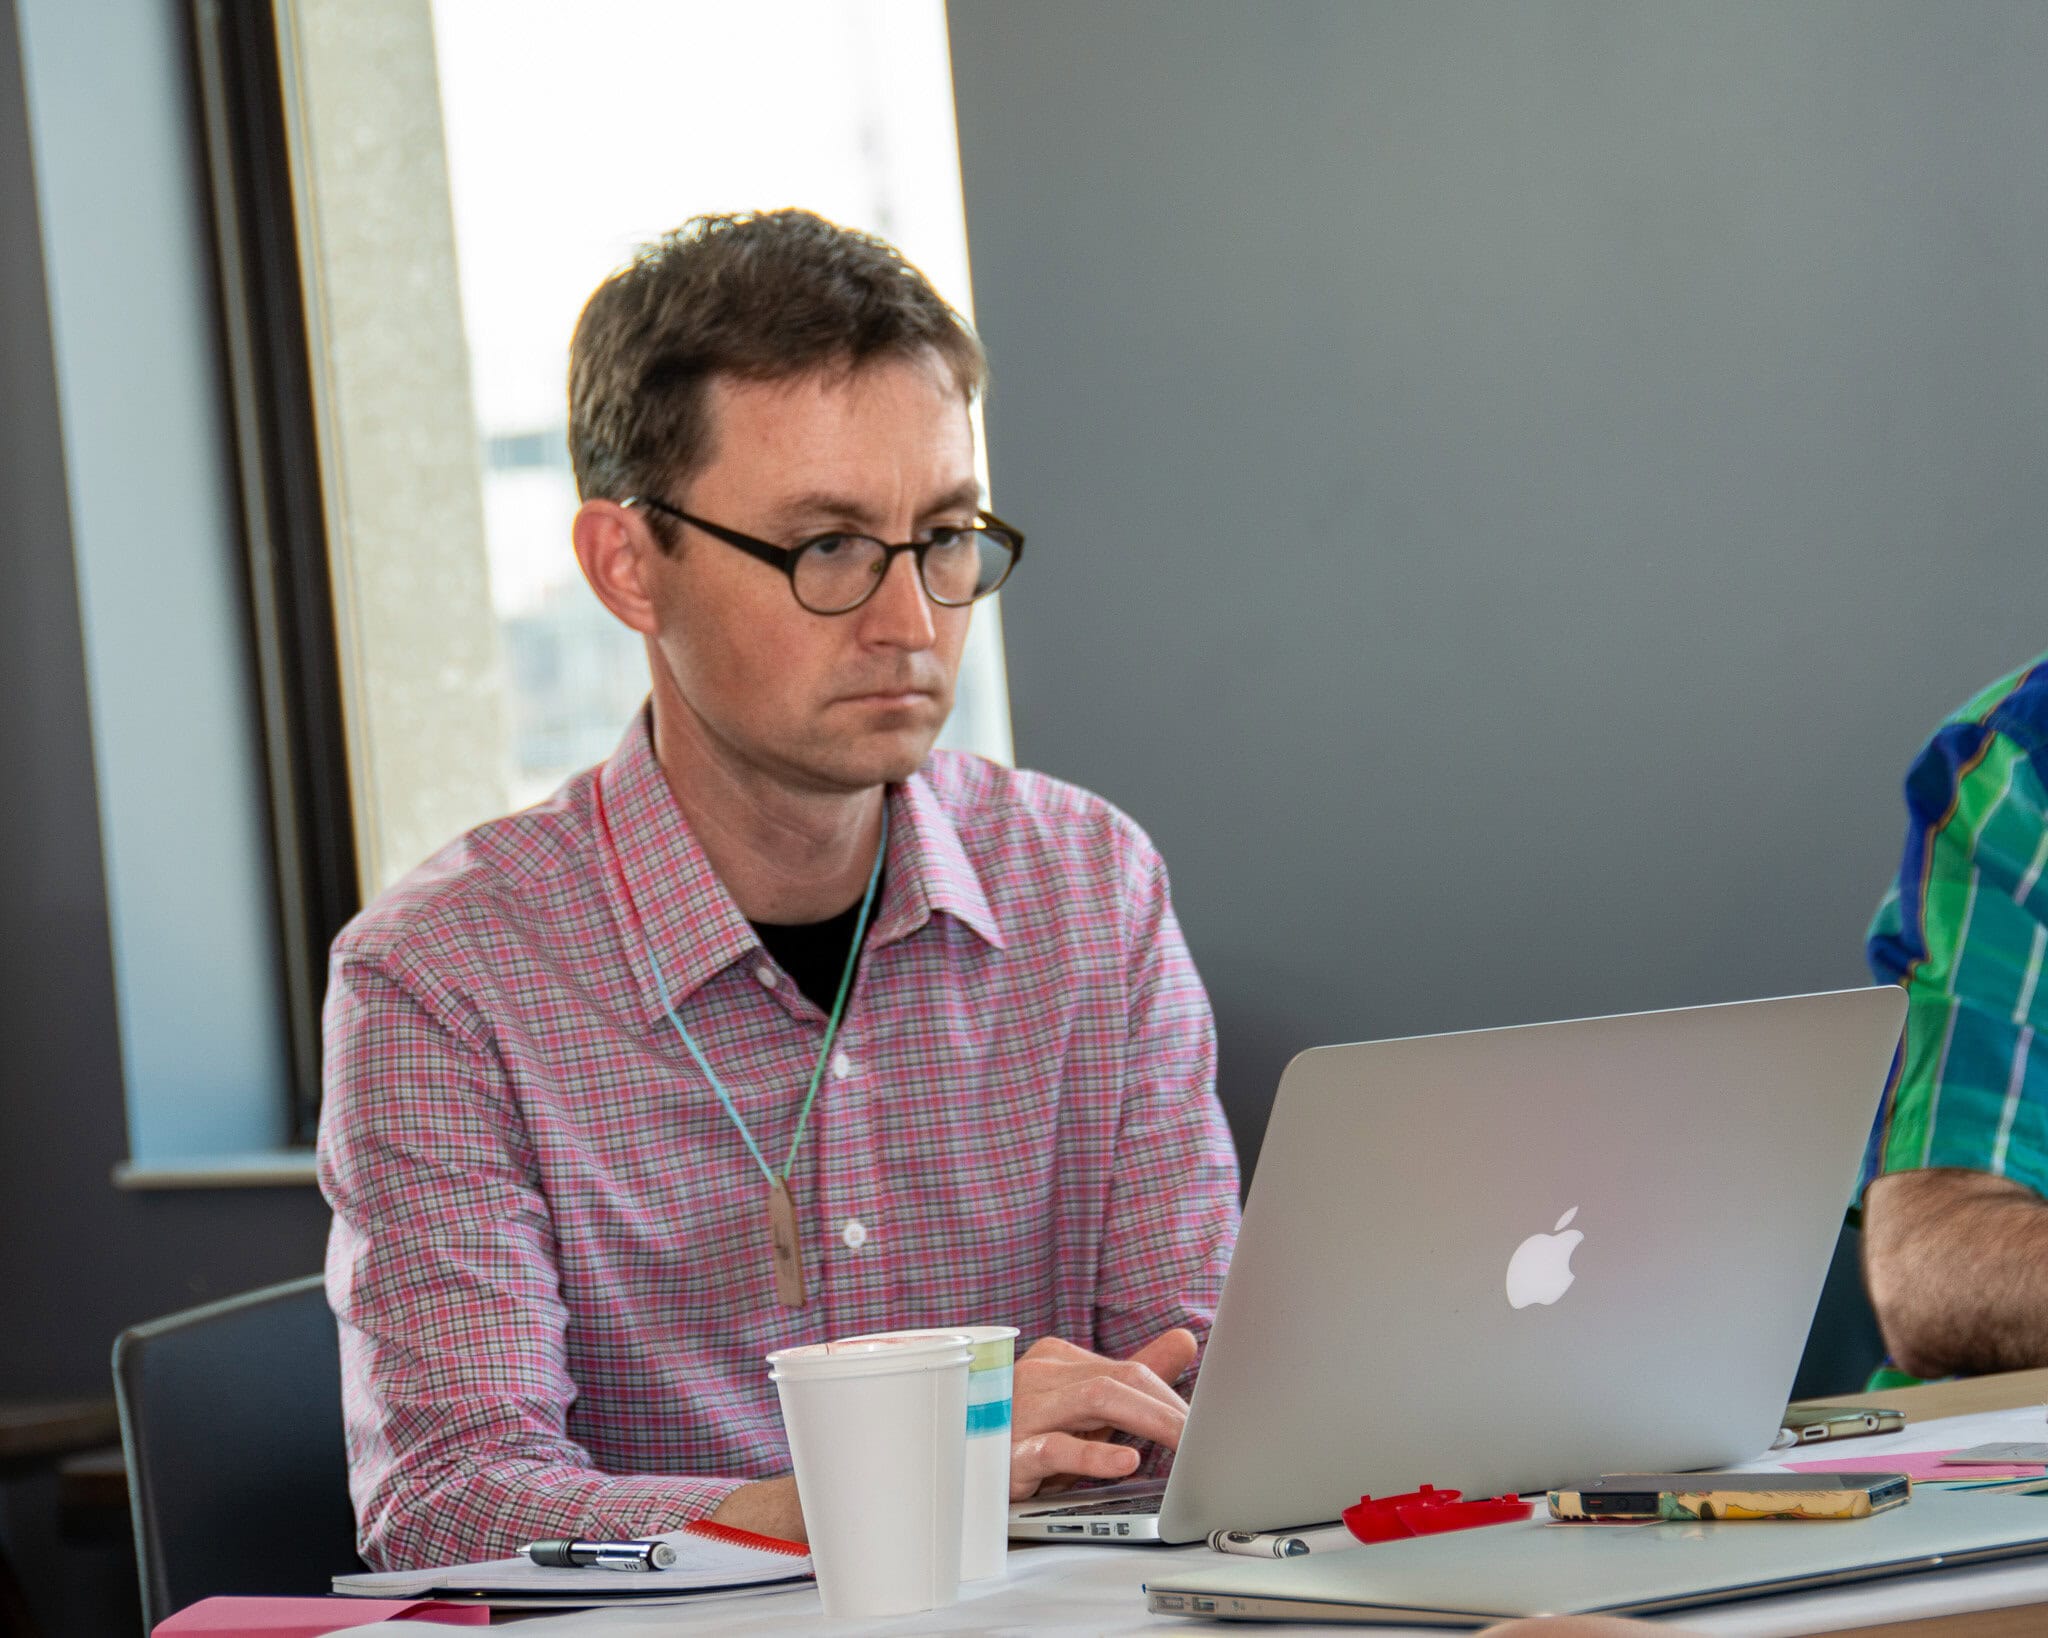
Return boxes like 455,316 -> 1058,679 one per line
332,1521 -> 812,1609
1769,1405 -> 2048,1497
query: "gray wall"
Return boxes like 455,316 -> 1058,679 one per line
948,0 -> 2048,1174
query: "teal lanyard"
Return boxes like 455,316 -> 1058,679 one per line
643,804 -> 889,1188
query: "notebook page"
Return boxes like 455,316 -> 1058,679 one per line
333,1520 -> 811,1598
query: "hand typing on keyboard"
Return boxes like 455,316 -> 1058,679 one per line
1007,1327 -> 1197,1500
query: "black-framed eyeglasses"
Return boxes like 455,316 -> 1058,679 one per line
622,495 -> 1025,616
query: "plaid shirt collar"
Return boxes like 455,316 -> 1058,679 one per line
596,711 -> 1005,1021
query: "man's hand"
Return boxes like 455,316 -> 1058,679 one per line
706,1328 -> 1200,1528
1008,1328 -> 1199,1500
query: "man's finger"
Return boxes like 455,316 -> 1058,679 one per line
1017,1335 -> 1099,1366
1010,1354 -> 1176,1410
1012,1370 -> 1190,1449
1014,1353 -> 1188,1422
1010,1430 -> 1143,1499
1126,1326 -> 1198,1387
1032,1351 -> 1196,1416
1072,1374 -> 1189,1449
1105,1351 -> 1194,1416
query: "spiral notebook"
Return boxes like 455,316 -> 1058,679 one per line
332,1521 -> 812,1608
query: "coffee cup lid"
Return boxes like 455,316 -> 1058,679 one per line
844,1324 -> 1020,1347
766,1331 -> 974,1381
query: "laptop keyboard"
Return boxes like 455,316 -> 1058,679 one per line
1027,1492 -> 1165,1517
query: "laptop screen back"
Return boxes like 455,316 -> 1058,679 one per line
1155,985 -> 1906,1543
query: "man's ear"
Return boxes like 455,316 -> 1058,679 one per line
572,499 -> 663,637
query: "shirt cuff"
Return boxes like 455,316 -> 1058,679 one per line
585,1472 -> 751,1537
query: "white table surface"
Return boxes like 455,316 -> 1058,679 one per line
488,1531 -> 2048,1636
485,1405 -> 2048,1634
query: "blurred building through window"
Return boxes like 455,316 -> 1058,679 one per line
431,0 -> 1011,808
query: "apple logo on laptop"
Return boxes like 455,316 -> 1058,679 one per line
1505,1207 -> 1584,1309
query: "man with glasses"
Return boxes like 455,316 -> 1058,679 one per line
318,210 -> 1240,1567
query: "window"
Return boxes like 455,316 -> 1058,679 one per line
437,0 -> 1010,810
288,0 -> 1011,892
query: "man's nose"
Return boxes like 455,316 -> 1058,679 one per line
857,548 -> 938,649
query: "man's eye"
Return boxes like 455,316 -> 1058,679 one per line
804,535 -> 856,558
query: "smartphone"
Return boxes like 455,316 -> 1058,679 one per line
1549,1471 -> 1911,1522
1780,1404 -> 1905,1443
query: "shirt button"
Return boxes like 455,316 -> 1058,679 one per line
831,1050 -> 853,1080
840,1219 -> 868,1250
754,965 -> 778,990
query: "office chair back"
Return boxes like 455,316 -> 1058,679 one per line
112,1274 -> 363,1631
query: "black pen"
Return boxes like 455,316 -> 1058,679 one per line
522,1538 -> 680,1571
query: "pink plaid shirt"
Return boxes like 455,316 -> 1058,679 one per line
319,715 -> 1240,1570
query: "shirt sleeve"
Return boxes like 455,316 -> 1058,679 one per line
1089,835 -> 1242,1471
1860,720 -> 2048,1201
319,954 -> 744,1570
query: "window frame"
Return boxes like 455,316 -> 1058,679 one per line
189,0 -> 360,1144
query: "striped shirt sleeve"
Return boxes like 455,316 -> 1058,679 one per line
321,956 -> 742,1569
1861,699 -> 2048,1200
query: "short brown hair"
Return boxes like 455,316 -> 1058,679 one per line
568,210 -> 987,505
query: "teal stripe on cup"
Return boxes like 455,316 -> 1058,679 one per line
965,1356 -> 1011,1438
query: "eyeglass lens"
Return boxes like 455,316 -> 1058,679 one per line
794,530 -> 1014,613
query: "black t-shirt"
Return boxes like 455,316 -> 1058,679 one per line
749,873 -> 882,1013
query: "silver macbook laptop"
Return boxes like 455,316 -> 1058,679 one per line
1010,985 -> 1906,1545
1143,1485 -> 2048,1624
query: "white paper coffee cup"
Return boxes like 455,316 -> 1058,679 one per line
767,1332 -> 972,1619
849,1325 -> 1019,1581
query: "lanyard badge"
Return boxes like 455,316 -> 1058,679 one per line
765,1177 -> 806,1308
594,770 -> 889,1308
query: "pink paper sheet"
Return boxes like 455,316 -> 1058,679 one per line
1783,1449 -> 2048,1482
154,1595 -> 488,1636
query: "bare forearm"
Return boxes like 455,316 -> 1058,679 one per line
1865,1170 -> 2048,1377
708,1475 -> 807,1543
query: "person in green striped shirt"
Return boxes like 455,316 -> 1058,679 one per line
1860,655 -> 2048,1384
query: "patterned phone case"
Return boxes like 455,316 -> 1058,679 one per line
1549,1480 -> 1910,1521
